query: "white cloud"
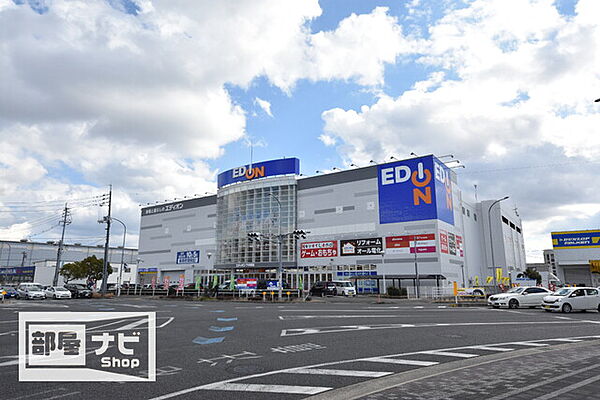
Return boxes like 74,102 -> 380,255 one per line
318,134 -> 337,146
0,1 -> 410,243
254,97 -> 273,117
320,0 -> 600,262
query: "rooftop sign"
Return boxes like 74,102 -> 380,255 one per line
217,158 -> 300,188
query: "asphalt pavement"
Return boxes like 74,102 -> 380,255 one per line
2,296 -> 600,400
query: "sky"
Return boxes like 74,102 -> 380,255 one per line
0,0 -> 599,262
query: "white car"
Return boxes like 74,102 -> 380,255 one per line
488,286 -> 552,309
542,287 -> 600,313
44,286 -> 72,299
16,283 -> 46,300
332,281 -> 357,297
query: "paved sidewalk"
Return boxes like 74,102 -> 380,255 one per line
362,340 -> 600,400
312,339 -> 600,400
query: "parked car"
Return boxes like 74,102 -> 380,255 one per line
487,286 -> 552,309
0,286 -> 20,299
332,281 -> 357,297
16,283 -> 46,300
542,287 -> 600,313
64,283 -> 93,298
309,281 -> 338,297
44,286 -> 72,299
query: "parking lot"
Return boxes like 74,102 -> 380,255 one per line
2,295 -> 600,399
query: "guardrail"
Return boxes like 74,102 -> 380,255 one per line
107,287 -> 304,300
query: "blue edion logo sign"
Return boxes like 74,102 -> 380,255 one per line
217,158 -> 300,188
378,155 -> 454,225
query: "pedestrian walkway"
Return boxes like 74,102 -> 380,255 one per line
355,338 -> 600,400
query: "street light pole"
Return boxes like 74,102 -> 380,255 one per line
266,192 -> 283,300
111,217 -> 127,296
488,196 -> 509,281
101,185 -> 112,294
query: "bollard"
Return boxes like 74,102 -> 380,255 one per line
286,291 -> 290,301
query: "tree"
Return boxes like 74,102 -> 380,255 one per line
59,256 -> 112,286
518,267 -> 542,285
60,261 -> 86,283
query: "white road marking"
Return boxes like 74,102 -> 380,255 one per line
280,321 -> 588,337
158,317 -> 174,328
0,330 -> 18,336
87,319 -> 128,331
466,345 -> 514,352
148,335 -> 600,400
44,392 -> 80,400
14,389 -> 66,400
532,374 -> 600,400
546,338 -> 582,343
279,315 -> 405,320
115,303 -> 156,308
554,316 -> 572,320
365,357 -> 439,366
116,318 -> 147,331
201,383 -> 332,395
510,341 -> 549,347
287,368 -> 392,378
413,306 -> 424,309
420,350 -> 478,358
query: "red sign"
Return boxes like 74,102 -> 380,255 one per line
456,235 -> 464,257
163,276 -> 170,289
151,276 -> 156,289
385,234 -> 436,254
301,241 -> 338,258
178,274 -> 185,290
440,231 -> 449,254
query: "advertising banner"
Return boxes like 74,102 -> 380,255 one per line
448,232 -> 457,256
235,278 -> 257,290
340,238 -> 383,256
440,231 -> 449,254
456,235 -> 463,257
176,250 -> 200,264
138,268 -> 158,274
385,234 -> 436,254
300,241 -> 338,258
151,276 -> 156,289
178,274 -> 185,290
163,276 -> 170,288
377,155 -> 454,225
217,158 -> 300,188
551,230 -> 600,249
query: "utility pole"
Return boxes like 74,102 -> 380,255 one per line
101,185 -> 112,294
53,203 -> 71,286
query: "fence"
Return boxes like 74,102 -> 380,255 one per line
109,287 -> 303,300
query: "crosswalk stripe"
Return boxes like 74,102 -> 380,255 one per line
420,351 -> 478,358
511,342 -> 549,347
465,346 -> 514,352
364,357 -> 439,366
287,368 -> 393,378
201,383 -> 331,395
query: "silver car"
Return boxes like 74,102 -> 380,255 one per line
16,283 -> 46,300
44,286 -> 72,299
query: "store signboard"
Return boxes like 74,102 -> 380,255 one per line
378,155 -> 454,225
138,268 -> 158,274
217,158 -> 300,188
385,234 -> 436,254
552,230 -> 600,249
176,250 -> 199,264
300,241 -> 338,258
340,238 -> 383,256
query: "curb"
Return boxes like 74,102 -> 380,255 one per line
306,338 -> 600,400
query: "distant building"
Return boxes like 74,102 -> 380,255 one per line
550,230 -> 600,286
543,249 -> 557,275
0,239 -> 138,286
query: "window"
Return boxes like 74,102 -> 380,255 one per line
462,207 -> 465,215
474,213 -> 477,221
510,222 -> 516,229
585,289 -> 598,296
516,226 -> 521,234
502,216 -> 509,225
466,209 -> 470,217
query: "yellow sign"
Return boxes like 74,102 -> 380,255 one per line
474,276 -> 480,286
590,260 -> 600,274
495,268 -> 503,282
486,276 -> 493,284
453,281 -> 458,296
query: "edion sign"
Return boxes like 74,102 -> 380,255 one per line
378,155 -> 454,225
217,158 -> 300,188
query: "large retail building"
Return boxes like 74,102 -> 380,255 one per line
138,156 -> 526,294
